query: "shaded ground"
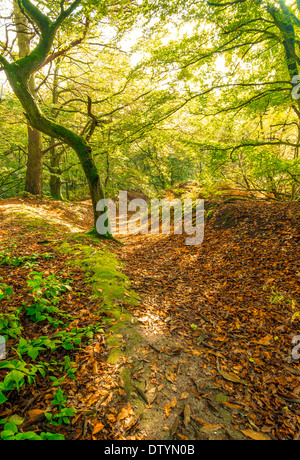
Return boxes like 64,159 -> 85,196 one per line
0,195 -> 299,440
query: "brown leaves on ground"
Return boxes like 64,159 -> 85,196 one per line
119,200 -> 300,440
0,196 -> 141,441
1,196 -> 300,440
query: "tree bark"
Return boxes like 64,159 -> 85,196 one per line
25,112 -> 43,195
49,59 -> 63,200
13,0 -> 43,196
49,140 -> 64,200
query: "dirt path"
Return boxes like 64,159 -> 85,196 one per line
110,233 -> 245,440
111,200 -> 300,440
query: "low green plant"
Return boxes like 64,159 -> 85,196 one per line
24,272 -> 73,325
52,324 -> 102,350
23,297 -> 67,325
0,252 -> 23,266
0,312 -> 23,340
16,328 -> 95,360
45,387 -> 77,426
22,260 -> 39,269
17,336 -> 60,360
0,252 -> 41,267
0,416 -> 64,440
50,356 -> 78,383
27,271 -> 72,298
269,287 -> 299,324
0,267 -> 103,439
0,359 -> 46,403
42,252 -> 55,260
0,278 -> 13,301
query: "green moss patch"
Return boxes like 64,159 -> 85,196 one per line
58,238 -> 138,308
57,236 -> 141,364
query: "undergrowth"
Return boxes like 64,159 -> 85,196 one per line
0,270 -> 104,440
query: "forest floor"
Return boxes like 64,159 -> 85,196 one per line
0,194 -> 300,441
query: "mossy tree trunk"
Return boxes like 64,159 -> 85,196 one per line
1,0 -> 108,234
49,139 -> 64,201
49,59 -> 63,201
13,0 -> 43,196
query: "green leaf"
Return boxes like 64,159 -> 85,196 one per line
4,421 -> 18,434
15,431 -> 42,440
0,392 -> 7,404
9,415 -> 24,426
28,347 -> 40,360
4,370 -> 25,391
1,430 -> 15,440
19,337 -> 28,348
61,407 -> 76,417
40,432 -> 65,440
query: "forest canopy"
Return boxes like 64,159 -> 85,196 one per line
0,1 -> 300,443
0,0 -> 299,208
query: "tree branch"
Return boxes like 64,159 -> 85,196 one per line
207,0 -> 246,6
17,0 -> 52,35
39,16 -> 90,71
9,0 -> 82,78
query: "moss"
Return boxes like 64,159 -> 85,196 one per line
58,237 -> 142,364
215,392 -> 228,403
58,239 -> 138,308
4,211 -> 56,234
120,367 -> 133,394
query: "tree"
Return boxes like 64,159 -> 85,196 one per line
0,0 -> 107,232
135,0 -> 300,199
13,0 -> 43,196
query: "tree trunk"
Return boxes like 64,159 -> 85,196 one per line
25,117 -> 43,195
49,60 -> 63,200
13,1 -> 43,196
49,140 -> 64,200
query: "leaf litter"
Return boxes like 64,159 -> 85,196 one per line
0,196 -> 299,440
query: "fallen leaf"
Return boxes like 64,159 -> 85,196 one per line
193,416 -> 223,432
183,404 -> 191,428
255,335 -> 273,346
27,409 -> 46,422
28,409 -> 45,418
164,398 -> 177,417
93,422 -> 105,435
93,362 -> 98,374
165,369 -> 176,383
241,429 -> 271,440
146,387 -> 158,404
118,377 -> 125,389
217,359 -> 248,385
222,401 -> 244,410
171,415 -> 180,435
117,403 -> 134,421
192,349 -> 202,356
